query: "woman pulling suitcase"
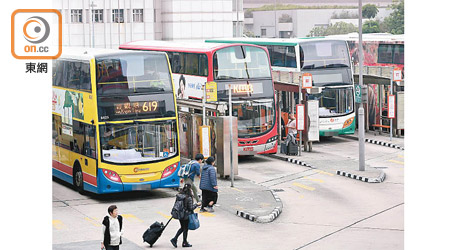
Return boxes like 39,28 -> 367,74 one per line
170,183 -> 201,248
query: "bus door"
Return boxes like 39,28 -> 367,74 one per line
52,115 -> 61,164
72,121 -> 97,184
82,124 -> 97,181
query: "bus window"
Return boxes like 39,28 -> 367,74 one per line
99,120 -> 178,164
271,46 -> 285,67
268,45 -> 297,68
52,61 -> 57,86
96,53 -> 173,95
185,53 -> 199,76
300,41 -> 350,69
66,61 -> 82,90
84,124 -> 96,159
214,46 -> 271,80
199,54 -> 208,76
286,46 -> 297,68
79,62 -> 91,91
393,44 -> 404,64
72,121 -> 85,154
53,60 -> 65,87
378,44 -> 394,64
167,52 -> 207,77
52,114 -> 60,145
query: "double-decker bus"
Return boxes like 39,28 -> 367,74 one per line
206,37 -> 356,137
52,48 -> 180,194
328,33 -> 404,129
329,33 -> 404,73
120,41 -> 278,155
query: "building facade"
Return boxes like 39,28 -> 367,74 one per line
53,0 -> 244,48
245,7 -> 393,38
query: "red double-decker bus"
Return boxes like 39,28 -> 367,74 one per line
330,33 -> 404,74
120,41 -> 278,155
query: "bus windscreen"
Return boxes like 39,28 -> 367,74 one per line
96,53 -> 173,95
213,46 -> 271,80
308,87 -> 354,117
300,41 -> 351,70
99,120 -> 178,164
232,98 -> 275,137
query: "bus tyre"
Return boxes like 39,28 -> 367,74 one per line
73,164 -> 85,194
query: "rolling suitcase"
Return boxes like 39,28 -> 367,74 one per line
287,141 -> 298,155
143,217 -> 172,247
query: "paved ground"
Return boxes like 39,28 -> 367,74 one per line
52,131 -> 404,250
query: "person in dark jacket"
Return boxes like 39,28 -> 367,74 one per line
170,184 -> 200,248
199,156 -> 218,212
184,153 -> 203,203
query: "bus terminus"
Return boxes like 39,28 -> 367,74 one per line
52,48 -> 181,194
206,37 -> 356,137
120,41 -> 278,155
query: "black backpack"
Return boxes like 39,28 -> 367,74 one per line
171,195 -> 187,220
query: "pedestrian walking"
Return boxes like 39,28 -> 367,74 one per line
170,184 -> 201,248
199,156 -> 218,212
101,205 -> 123,250
183,153 -> 203,203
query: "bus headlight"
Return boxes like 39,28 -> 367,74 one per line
343,117 -> 354,129
266,136 -> 278,144
162,163 -> 178,178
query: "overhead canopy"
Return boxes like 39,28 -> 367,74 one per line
354,74 -> 404,86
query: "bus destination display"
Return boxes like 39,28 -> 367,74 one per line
114,101 -> 161,115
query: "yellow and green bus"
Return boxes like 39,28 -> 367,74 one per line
52,48 -> 180,194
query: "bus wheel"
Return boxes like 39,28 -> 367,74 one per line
73,164 -> 85,194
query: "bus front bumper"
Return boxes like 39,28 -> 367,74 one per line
97,168 -> 180,194
238,141 -> 277,156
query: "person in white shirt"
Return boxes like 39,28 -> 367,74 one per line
101,205 -> 123,250
286,113 -> 297,136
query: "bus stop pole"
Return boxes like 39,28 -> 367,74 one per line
229,84 -> 234,187
298,79 -> 302,156
202,83 -> 206,126
358,0 -> 365,171
390,68 -> 393,141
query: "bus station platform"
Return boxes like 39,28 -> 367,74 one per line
342,129 -> 405,150
180,157 -> 283,224
265,129 -> 406,184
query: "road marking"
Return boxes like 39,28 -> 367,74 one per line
389,159 -> 404,165
199,211 -> 216,217
259,202 -> 271,208
298,195 -> 305,199
398,155 -> 404,158
157,211 -> 173,220
292,182 -> 315,191
231,205 -> 245,210
84,217 -> 101,227
313,169 -> 334,176
231,187 -> 244,193
52,219 -> 65,230
304,176 -> 325,183
122,214 -> 144,223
